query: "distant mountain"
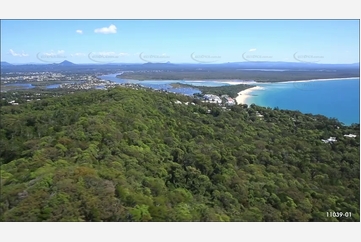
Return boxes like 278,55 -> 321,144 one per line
1,61 -> 12,66
56,60 -> 76,66
136,61 -> 177,69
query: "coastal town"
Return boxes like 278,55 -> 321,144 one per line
1,69 -> 243,109
0,72 -> 99,84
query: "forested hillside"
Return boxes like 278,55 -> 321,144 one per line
0,87 -> 359,221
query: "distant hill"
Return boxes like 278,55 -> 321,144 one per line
56,60 -> 76,66
0,61 -> 12,66
126,61 -> 176,70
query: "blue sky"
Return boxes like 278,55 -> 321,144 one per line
1,20 -> 359,64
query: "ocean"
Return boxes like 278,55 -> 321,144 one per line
245,78 -> 360,125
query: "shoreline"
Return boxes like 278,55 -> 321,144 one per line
236,86 -> 265,104
276,77 -> 359,84
114,72 -> 359,84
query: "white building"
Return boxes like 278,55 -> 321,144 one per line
321,137 -> 337,143
344,134 -> 357,138
204,94 -> 222,104
225,97 -> 236,106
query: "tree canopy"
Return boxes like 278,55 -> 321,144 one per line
0,87 -> 359,221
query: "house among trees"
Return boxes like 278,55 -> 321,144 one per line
321,137 -> 337,143
344,134 -> 357,138
224,97 -> 236,106
255,111 -> 264,118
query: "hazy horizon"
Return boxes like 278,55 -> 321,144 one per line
1,60 -> 360,65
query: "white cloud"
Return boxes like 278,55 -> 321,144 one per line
9,49 -> 29,57
249,48 -> 257,52
76,30 -> 83,34
71,52 -> 86,57
43,50 -> 65,56
94,24 -> 117,34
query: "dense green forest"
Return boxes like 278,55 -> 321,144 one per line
118,69 -> 360,82
0,87 -> 359,221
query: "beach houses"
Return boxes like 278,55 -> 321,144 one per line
203,94 -> 222,104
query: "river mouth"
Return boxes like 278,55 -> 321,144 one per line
98,73 -> 257,96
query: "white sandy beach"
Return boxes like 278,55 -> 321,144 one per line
220,81 -> 258,85
236,86 -> 265,104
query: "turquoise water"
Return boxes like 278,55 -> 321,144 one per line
246,78 -> 360,125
